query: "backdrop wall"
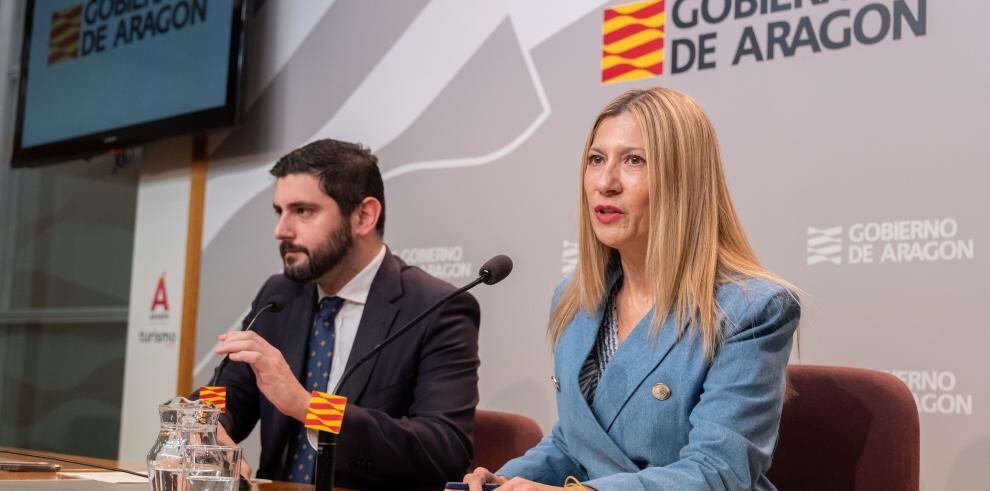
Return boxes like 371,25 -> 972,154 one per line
120,1 -> 987,489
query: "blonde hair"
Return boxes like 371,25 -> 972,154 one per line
550,87 -> 794,360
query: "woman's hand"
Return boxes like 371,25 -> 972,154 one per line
462,468 -> 573,490
462,467 -> 507,490
494,477 -> 568,490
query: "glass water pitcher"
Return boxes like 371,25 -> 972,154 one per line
146,397 -> 221,491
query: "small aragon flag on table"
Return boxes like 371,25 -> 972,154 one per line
199,386 -> 227,413
306,391 -> 348,434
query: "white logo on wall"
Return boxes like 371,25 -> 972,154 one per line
885,369 -> 974,416
807,226 -> 842,265
807,218 -> 975,265
561,240 -> 578,275
398,246 -> 473,280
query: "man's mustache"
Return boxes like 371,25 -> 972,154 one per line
279,242 -> 309,257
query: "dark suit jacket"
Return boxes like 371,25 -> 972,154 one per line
216,250 -> 481,489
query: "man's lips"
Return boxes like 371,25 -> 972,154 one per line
279,243 -> 308,257
594,205 -> 623,224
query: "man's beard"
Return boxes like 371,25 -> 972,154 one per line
279,221 -> 353,282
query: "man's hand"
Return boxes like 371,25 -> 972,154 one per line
216,424 -> 252,480
215,331 -> 310,422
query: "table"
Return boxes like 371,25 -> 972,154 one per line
0,447 -> 317,490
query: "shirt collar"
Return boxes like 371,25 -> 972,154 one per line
317,245 -> 387,305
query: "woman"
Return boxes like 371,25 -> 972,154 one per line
465,87 -> 800,491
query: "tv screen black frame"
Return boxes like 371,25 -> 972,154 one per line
11,0 -> 249,167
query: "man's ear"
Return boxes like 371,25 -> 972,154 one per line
351,197 -> 382,238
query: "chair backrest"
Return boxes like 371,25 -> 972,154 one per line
472,409 -> 544,472
768,365 -> 920,491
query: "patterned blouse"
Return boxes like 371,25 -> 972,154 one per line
578,280 -> 621,405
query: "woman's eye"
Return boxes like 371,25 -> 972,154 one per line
588,155 -> 604,165
628,155 -> 645,165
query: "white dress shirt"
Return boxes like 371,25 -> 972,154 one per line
307,244 -> 386,448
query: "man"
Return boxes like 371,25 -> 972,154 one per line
211,139 -> 481,489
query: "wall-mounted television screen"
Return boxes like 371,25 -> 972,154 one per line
12,0 -> 247,167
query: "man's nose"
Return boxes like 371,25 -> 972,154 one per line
274,215 -> 294,241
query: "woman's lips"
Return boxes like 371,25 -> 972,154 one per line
594,205 -> 624,224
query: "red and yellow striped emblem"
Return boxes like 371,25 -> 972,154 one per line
48,4 -> 82,65
199,386 -> 227,413
602,0 -> 665,83
305,391 -> 347,434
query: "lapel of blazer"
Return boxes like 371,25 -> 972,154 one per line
557,305 -> 638,473
558,305 -> 600,411
284,281 -> 318,382
590,307 -> 680,433
338,250 -> 401,401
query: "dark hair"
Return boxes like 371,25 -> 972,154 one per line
270,139 -> 385,236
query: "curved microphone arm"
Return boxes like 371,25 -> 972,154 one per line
331,275 -> 484,395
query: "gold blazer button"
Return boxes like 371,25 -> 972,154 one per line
550,376 -> 560,392
652,382 -> 671,400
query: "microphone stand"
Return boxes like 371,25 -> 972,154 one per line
314,275 -> 487,491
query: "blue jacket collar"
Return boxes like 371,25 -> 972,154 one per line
564,261 -> 683,433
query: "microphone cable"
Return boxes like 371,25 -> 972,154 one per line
0,448 -> 148,478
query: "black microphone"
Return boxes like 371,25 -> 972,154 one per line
479,254 -> 513,285
207,294 -> 286,387
315,254 -> 513,491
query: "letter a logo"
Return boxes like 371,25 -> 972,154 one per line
151,274 -> 169,312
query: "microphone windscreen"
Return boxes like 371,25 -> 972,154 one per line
479,255 -> 513,285
266,294 -> 287,313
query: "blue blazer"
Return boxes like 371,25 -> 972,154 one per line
498,276 -> 800,491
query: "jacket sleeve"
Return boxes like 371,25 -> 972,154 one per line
583,287 -> 800,491
334,291 -> 481,487
497,422 -> 585,484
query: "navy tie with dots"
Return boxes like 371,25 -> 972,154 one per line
285,296 -> 344,483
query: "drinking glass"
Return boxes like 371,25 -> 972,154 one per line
181,445 -> 241,491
